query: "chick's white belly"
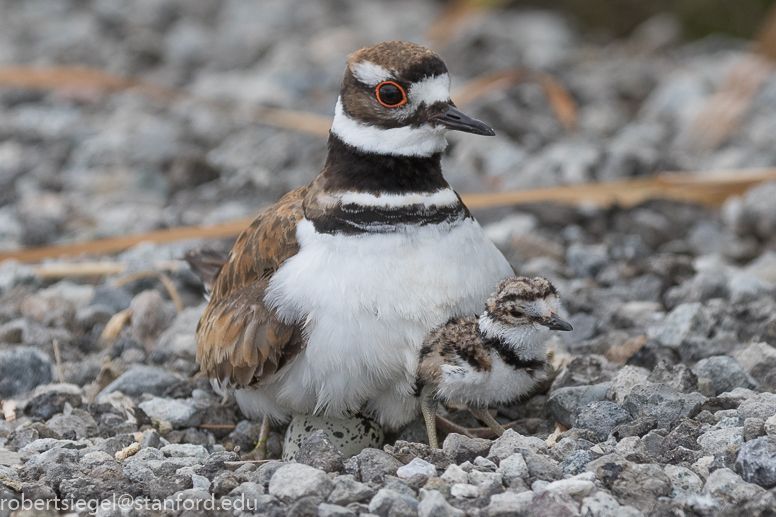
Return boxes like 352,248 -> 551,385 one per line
437,355 -> 546,407
256,217 -> 513,427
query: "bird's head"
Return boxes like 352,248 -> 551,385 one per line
331,40 -> 495,158
482,277 -> 572,337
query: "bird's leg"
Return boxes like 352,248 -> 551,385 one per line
244,415 -> 271,460
420,385 -> 440,449
468,406 -> 506,437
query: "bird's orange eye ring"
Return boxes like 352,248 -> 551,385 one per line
375,81 -> 407,107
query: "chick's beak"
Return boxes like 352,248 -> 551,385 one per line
431,105 -> 495,136
541,313 -> 573,332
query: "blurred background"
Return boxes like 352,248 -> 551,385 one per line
1,0 -> 776,250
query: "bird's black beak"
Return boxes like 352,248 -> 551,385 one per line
541,314 -> 573,331
431,105 -> 495,136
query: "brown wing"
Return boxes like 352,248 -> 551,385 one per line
196,185 -> 309,389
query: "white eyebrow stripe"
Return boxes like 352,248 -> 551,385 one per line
322,188 -> 460,208
351,61 -> 394,86
408,73 -> 451,107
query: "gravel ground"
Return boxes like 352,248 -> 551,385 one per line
3,1 -> 776,516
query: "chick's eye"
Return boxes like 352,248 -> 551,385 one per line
376,81 -> 407,107
509,309 -> 523,317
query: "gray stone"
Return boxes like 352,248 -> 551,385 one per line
468,469 -> 504,496
574,401 -> 632,442
697,427 -> 744,455
318,502 -> 356,517
738,392 -> 776,421
732,342 -> 776,388
648,302 -> 710,349
45,413 -> 92,440
440,464 -> 468,485
138,397 -> 201,428
347,448 -> 402,486
295,429 -> 345,473
487,491 -> 535,516
548,383 -> 610,428
586,454 -> 671,510
396,458 -> 436,480
580,491 -> 640,517
692,356 -> 758,395
368,488 -> 418,517
622,384 -> 705,429
559,449 -> 595,477
99,365 -> 180,398
269,463 -> 335,503
522,449 -> 562,482
496,452 -> 529,486
487,429 -> 547,464
567,243 -> 609,277
418,490 -> 464,517
160,444 -> 209,462
703,467 -> 766,504
442,433 -> 491,464
744,418 -> 766,441
0,450 -> 21,466
607,366 -> 650,404
0,347 -> 54,398
614,436 -> 648,462
735,436 -> 776,488
328,475 -> 375,506
664,465 -> 703,498
647,361 -> 698,393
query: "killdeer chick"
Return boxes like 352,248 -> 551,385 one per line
193,41 -> 513,431
417,277 -> 572,449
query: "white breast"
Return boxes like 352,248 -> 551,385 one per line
252,216 -> 513,427
436,351 -> 548,408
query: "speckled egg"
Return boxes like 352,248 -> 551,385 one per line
282,414 -> 384,460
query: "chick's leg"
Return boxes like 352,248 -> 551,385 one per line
420,385 -> 440,449
469,406 -> 506,437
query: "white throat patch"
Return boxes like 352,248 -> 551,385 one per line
330,98 -> 448,157
319,188 -> 459,209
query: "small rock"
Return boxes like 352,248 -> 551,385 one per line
574,401 -> 632,442
580,491 -> 640,517
440,464 -> 469,485
418,490 -> 464,517
327,475 -> 375,506
295,429 -> 345,473
160,444 -> 209,462
548,383 -> 610,428
738,392 -> 776,421
347,448 -> 402,487
664,465 -> 703,498
442,433 -> 491,464
522,449 -> 562,481
497,452 -> 529,486
318,502 -> 356,517
99,365 -> 181,398
622,384 -> 705,429
734,436 -> 776,488
744,417 -> 766,441
487,429 -> 547,464
567,243 -> 608,277
269,463 -> 335,503
487,491 -> 535,516
586,454 -> 671,510
697,427 -> 744,455
649,302 -> 710,349
732,342 -> 776,388
450,483 -> 480,499
0,347 -> 54,398
129,290 -> 177,347
368,488 -> 419,516
614,436 -> 648,462
396,458 -> 436,480
647,360 -> 698,393
607,366 -> 650,404
692,356 -> 758,395
138,397 -> 201,429
23,390 -> 83,420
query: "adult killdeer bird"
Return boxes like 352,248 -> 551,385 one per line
194,41 -> 514,431
417,277 -> 572,449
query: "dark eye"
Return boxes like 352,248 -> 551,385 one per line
509,309 -> 523,317
376,81 -> 407,107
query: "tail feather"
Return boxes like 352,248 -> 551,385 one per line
184,248 -> 228,294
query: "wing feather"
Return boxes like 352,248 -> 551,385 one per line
196,185 -> 308,389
